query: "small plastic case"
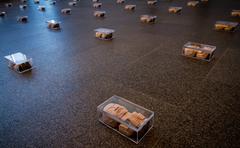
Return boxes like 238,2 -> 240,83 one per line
50,1 -> 56,5
38,6 -> 46,11
34,0 -> 40,4
93,0 -> 99,2
93,3 -> 102,8
4,52 -> 34,74
147,0 -> 157,5
215,21 -> 239,32
97,95 -> 154,144
182,42 -> 216,62
116,0 -> 125,4
140,15 -> 157,23
231,10 -> 240,17
94,11 -> 106,17
69,2 -> 77,6
168,6 -> 182,14
19,4 -> 27,9
0,12 -> 6,17
94,28 -> 115,40
61,8 -> 71,15
125,5 -> 136,10
17,16 -> 28,23
187,1 -> 199,7
47,20 -> 60,30
5,3 -> 13,7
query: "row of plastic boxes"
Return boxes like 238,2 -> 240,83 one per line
2,6 -> 239,17
4,42 -> 216,74
1,13 -> 239,31
3,0 -> 240,17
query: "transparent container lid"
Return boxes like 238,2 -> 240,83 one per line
69,2 -> 77,5
232,10 -> 240,12
38,6 -> 45,9
169,6 -> 182,10
0,12 -> 6,15
94,28 -> 115,34
147,0 -> 157,3
95,10 -> 106,14
126,4 -> 136,7
184,42 -> 216,53
62,8 -> 71,11
93,3 -> 102,5
19,4 -> 27,8
216,21 -> 239,27
5,52 -> 28,65
141,15 -> 157,19
47,20 -> 60,24
117,0 -> 125,3
188,1 -> 199,5
61,8 -> 71,13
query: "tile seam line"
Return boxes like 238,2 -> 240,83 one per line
200,46 -> 240,119
204,47 -> 231,80
109,76 -> 181,109
151,138 -> 160,148
126,46 -> 161,68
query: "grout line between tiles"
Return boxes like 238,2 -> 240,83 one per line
204,47 -> 230,80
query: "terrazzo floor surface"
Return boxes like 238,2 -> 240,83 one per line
0,0 -> 240,147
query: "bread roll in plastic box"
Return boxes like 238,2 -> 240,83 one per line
215,21 -> 239,32
4,52 -> 34,74
182,42 -> 216,62
97,95 -> 154,144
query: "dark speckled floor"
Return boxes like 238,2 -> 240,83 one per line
0,0 -> 240,147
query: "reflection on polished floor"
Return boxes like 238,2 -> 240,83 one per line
0,0 -> 240,147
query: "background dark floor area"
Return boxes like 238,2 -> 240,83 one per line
0,0 -> 240,147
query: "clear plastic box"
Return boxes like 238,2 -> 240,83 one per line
4,52 -> 34,74
69,2 -> 77,6
34,0 -> 40,4
47,20 -> 61,30
93,3 -> 102,8
17,16 -> 28,23
231,10 -> 240,17
94,11 -> 106,17
5,3 -> 12,7
19,4 -> 27,9
215,21 -> 239,32
140,15 -> 157,23
0,12 -> 6,17
125,5 -> 136,10
97,95 -> 154,144
61,8 -> 71,15
50,1 -> 56,5
182,42 -> 216,62
187,1 -> 199,7
116,0 -> 125,4
94,28 -> 114,40
147,0 -> 157,5
38,6 -> 46,11
168,6 -> 182,14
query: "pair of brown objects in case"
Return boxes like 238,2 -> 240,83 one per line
103,103 -> 146,137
